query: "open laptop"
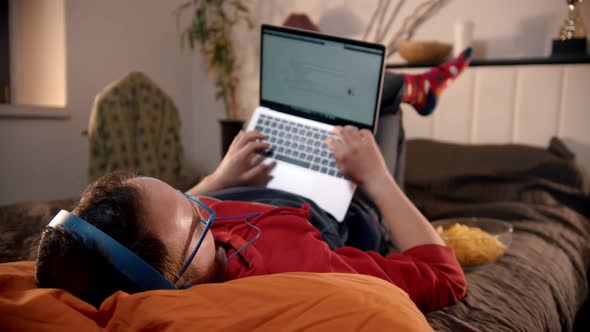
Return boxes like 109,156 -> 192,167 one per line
246,24 -> 386,221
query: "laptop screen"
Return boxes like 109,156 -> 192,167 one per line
260,25 -> 385,130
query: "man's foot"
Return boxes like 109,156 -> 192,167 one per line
402,47 -> 473,116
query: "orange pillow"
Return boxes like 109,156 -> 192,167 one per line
0,261 -> 433,331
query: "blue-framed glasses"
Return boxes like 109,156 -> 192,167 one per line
174,191 -> 216,284
174,191 -> 264,287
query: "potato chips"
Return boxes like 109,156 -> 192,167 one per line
436,223 -> 506,266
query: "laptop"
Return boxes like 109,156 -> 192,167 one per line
246,24 -> 386,221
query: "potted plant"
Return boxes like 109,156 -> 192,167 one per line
176,0 -> 254,154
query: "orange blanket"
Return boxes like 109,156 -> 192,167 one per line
0,261 -> 433,331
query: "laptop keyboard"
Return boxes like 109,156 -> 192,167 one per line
254,114 -> 344,178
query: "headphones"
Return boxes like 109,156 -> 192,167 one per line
48,210 -> 177,291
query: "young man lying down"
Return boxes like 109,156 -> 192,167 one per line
36,124 -> 466,313
35,50 -> 474,311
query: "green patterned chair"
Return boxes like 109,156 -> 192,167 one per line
88,72 -> 187,188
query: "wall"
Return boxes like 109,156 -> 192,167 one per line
0,0 -> 193,205
0,0 -> 588,205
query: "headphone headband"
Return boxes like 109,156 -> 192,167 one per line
48,210 -> 177,291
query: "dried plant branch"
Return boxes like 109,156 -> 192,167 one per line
405,0 -> 446,39
363,0 -> 384,41
376,0 -> 406,43
375,0 -> 391,42
363,0 -> 450,57
385,0 -> 449,57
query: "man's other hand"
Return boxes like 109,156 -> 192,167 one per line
326,126 -> 391,189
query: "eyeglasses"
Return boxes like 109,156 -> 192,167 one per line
174,191 -> 216,284
173,191 -> 263,287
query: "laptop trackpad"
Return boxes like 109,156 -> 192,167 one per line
264,160 -> 356,222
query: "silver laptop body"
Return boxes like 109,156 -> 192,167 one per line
246,24 -> 386,221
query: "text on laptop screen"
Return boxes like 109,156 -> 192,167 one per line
260,29 -> 384,128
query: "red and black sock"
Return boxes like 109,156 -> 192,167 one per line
402,47 -> 473,116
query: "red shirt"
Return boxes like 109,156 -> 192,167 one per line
204,197 -> 467,313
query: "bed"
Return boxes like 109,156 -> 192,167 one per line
1,137 -> 589,331
406,138 -> 590,331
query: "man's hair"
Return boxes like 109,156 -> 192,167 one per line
35,171 -> 179,308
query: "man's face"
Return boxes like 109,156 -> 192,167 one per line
131,177 -> 221,286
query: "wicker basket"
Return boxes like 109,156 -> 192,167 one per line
397,40 -> 452,64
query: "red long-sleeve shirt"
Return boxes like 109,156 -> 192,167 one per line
204,197 -> 467,313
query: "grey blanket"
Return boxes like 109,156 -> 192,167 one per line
405,138 -> 590,332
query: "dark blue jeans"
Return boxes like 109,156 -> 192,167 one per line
210,72 -> 405,255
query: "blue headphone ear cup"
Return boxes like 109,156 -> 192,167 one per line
49,210 -> 177,291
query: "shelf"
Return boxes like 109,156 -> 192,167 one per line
385,55 -> 590,69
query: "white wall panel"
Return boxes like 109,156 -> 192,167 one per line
402,103 -> 434,138
560,65 -> 590,144
472,67 -> 517,144
514,66 -> 562,146
433,69 -> 475,143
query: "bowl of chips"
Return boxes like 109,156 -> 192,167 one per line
432,218 -> 513,270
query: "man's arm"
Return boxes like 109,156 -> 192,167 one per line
363,172 -> 445,251
326,126 -> 466,312
187,130 -> 275,196
326,126 -> 444,251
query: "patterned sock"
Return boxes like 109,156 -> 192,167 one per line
402,47 -> 473,116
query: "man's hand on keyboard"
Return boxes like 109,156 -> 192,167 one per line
209,130 -> 276,190
326,126 -> 391,188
